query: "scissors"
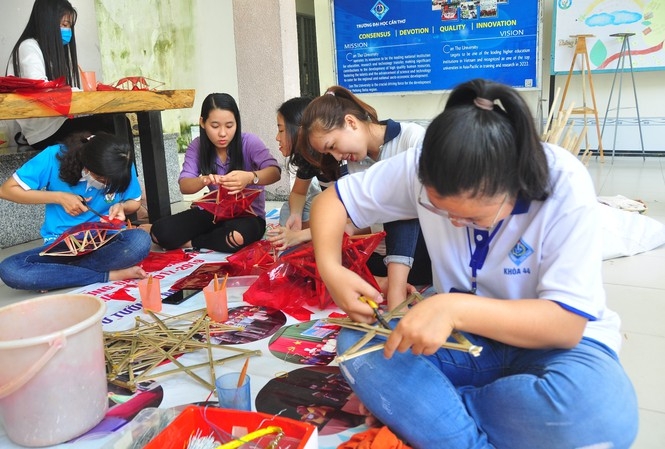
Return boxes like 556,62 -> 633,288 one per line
358,296 -> 391,329
79,196 -> 106,221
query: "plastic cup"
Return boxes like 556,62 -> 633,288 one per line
203,279 -> 228,322
81,71 -> 97,91
215,372 -> 251,411
138,277 -> 162,313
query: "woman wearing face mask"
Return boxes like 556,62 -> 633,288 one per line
0,132 -> 152,292
6,0 -> 113,151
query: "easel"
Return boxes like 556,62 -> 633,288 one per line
600,32 -> 646,162
559,34 -> 604,161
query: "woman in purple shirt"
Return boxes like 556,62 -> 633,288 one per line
148,93 -> 281,253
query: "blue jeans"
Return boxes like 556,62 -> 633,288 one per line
337,327 -> 638,449
368,219 -> 432,286
0,229 -> 151,291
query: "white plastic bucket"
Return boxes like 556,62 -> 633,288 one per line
0,294 -> 108,447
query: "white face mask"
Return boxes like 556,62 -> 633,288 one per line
80,169 -> 106,191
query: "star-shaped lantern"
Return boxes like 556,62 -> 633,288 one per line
277,232 -> 386,309
192,186 -> 261,223
226,239 -> 278,274
40,220 -> 125,256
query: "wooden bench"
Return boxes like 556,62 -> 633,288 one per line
0,89 -> 195,223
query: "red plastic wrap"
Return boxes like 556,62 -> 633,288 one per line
0,76 -> 72,116
170,262 -> 241,290
226,239 -> 278,274
243,262 -> 317,321
243,233 -> 386,318
192,187 -> 261,223
139,249 -> 195,273
0,75 -> 67,92
168,239 -> 276,291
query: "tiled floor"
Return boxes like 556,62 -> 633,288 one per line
1,156 -> 664,448
587,156 -> 665,449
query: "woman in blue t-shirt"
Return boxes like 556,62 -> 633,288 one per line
0,132 -> 151,291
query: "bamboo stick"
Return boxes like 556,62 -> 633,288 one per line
103,307 -> 259,391
542,87 -> 561,141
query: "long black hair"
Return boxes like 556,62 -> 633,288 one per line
278,96 -> 313,171
198,93 -> 244,174
8,0 -> 80,87
418,78 -> 550,201
58,132 -> 134,193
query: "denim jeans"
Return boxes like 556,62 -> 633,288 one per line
0,229 -> 151,291
369,219 -> 432,286
337,326 -> 638,449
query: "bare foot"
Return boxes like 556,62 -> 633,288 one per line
359,402 -> 383,428
109,266 -> 148,282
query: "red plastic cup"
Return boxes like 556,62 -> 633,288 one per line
138,277 -> 162,313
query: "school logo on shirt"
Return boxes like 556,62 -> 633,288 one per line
509,239 -> 533,266
105,192 -> 116,203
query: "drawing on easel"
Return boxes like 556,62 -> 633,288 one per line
552,0 -> 665,74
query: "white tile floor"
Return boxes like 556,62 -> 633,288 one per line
1,156 -> 664,448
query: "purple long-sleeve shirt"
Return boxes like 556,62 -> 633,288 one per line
179,133 -> 279,218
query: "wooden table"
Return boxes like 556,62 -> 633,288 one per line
0,89 -> 195,221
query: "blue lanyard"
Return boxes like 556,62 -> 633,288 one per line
465,222 -> 503,294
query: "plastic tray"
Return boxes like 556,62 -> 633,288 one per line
226,275 -> 258,303
144,405 -> 317,449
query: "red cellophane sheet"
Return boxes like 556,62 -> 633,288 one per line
243,233 -> 385,319
192,187 -> 261,223
0,75 -> 72,116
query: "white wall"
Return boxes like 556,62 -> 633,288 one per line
0,0 -> 236,135
1,0 -> 102,77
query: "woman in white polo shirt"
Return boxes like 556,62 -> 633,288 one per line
6,0 -> 112,150
310,79 -> 638,448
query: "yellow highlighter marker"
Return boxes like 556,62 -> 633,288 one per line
358,296 -> 391,329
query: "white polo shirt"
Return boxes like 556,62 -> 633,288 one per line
335,143 -> 622,353
347,121 -> 425,174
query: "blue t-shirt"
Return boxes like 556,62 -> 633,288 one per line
13,144 -> 143,243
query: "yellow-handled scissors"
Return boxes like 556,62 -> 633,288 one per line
358,296 -> 391,329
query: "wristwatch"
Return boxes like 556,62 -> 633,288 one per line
252,171 -> 259,185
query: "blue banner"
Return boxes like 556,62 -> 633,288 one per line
332,0 -> 541,93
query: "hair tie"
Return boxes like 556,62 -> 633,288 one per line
326,91 -> 335,96
473,97 -> 494,111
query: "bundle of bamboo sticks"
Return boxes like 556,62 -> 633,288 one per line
541,87 -> 591,164
104,308 -> 261,392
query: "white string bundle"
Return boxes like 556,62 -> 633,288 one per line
186,429 -> 219,449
